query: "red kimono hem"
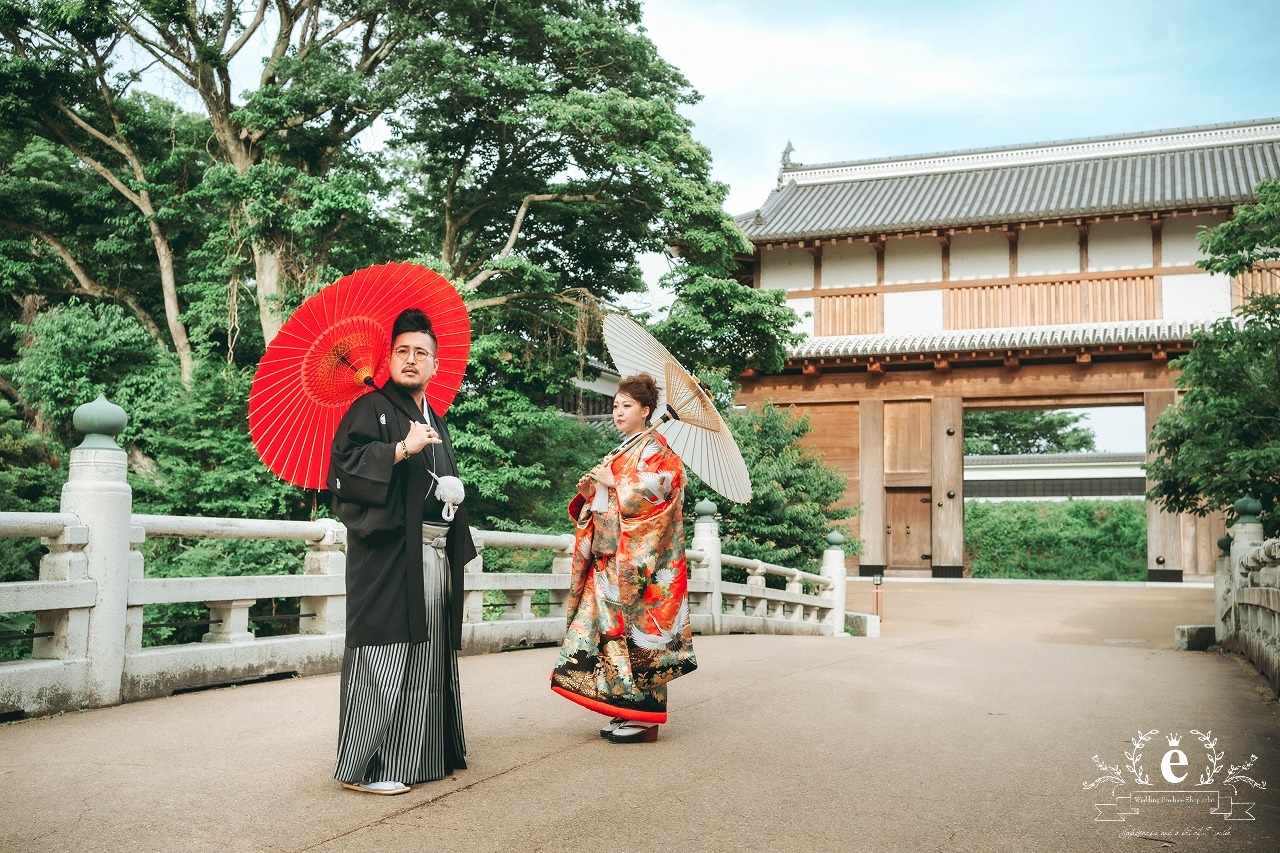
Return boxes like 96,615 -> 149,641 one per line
550,685 -> 667,724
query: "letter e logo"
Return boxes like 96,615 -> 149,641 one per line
1161,749 -> 1188,784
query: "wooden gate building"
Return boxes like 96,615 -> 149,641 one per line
734,118 -> 1280,581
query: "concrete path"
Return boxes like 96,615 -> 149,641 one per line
3,581 -> 1278,853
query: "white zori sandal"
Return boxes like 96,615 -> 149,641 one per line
342,780 -> 410,795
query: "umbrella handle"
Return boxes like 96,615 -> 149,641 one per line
588,404 -> 679,472
335,350 -> 376,388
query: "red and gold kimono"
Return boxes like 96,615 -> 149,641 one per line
550,433 -> 696,723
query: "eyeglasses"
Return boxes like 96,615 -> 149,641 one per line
392,346 -> 436,363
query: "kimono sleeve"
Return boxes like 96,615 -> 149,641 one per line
327,398 -> 402,534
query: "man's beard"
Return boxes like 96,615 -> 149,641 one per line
392,372 -> 428,394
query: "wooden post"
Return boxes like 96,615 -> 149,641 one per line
1145,390 -> 1182,581
858,400 -> 886,576
932,397 -> 965,577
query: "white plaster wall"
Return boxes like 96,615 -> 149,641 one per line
821,242 -> 877,288
1162,213 -> 1229,267
759,247 -> 814,291
789,296 -> 816,338
1018,225 -> 1079,275
884,235 -> 941,284
1088,219 -> 1152,270
951,232 -> 1009,280
883,290 -> 943,336
1161,271 -> 1233,321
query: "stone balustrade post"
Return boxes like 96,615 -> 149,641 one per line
786,569 -> 804,622
203,599 -> 256,643
822,530 -> 849,636
1215,532 -> 1233,642
498,589 -> 521,621
1230,498 -> 1264,581
690,499 -> 723,634
1229,498 -> 1264,643
32,525 -> 90,661
551,535 -> 573,575
748,561 -> 769,617
464,588 -> 485,624
124,526 -> 145,654
548,534 -> 574,618
300,518 -> 346,636
58,396 -> 133,708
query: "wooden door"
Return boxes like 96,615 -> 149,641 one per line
886,488 -> 932,571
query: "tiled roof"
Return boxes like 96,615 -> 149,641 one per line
792,319 -> 1215,360
740,119 -> 1280,242
964,452 -> 1146,467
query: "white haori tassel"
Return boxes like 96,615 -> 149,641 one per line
589,486 -> 610,513
429,472 -> 466,521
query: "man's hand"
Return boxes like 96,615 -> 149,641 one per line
404,420 -> 442,455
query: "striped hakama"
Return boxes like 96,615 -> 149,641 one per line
334,526 -> 465,784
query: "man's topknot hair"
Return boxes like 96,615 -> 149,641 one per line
391,307 -> 438,352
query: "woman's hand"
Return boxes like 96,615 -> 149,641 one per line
590,461 -> 615,489
576,461 -> 615,500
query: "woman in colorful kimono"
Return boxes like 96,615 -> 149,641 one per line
550,372 -> 697,743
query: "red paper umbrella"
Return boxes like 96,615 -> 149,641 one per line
248,262 -> 471,489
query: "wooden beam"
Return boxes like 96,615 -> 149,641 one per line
776,264 -> 1202,300
736,359 -> 1181,407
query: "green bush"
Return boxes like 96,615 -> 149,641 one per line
964,499 -> 1147,581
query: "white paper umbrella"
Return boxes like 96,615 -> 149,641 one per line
602,314 -> 752,503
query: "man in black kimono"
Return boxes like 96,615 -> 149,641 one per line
327,307 -> 476,795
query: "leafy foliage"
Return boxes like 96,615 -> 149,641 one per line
1145,293 -> 1280,535
1198,179 -> 1280,276
448,387 -> 613,531
686,403 -> 856,576
964,499 -> 1147,581
963,410 -> 1096,455
10,299 -> 173,447
0,3 -> 829,642
0,399 -> 63,660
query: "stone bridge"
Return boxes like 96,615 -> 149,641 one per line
3,400 -> 1280,851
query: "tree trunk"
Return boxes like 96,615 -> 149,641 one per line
146,219 -> 195,383
254,246 -> 285,344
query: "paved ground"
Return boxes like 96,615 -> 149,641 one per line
3,579 -> 1279,853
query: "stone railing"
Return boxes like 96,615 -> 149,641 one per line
0,396 -> 851,717
1216,497 -> 1280,697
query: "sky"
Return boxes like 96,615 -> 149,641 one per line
633,0 -> 1280,452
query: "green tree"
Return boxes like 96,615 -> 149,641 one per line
0,2 -> 809,571
1145,293 -> 1280,535
685,403 -> 856,573
1198,178 -> 1280,276
963,410 -> 1096,455
0,399 -> 63,660
0,3 -> 224,381
964,499 -> 1146,581
384,2 -> 800,521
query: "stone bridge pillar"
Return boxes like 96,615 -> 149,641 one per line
61,395 -> 134,708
